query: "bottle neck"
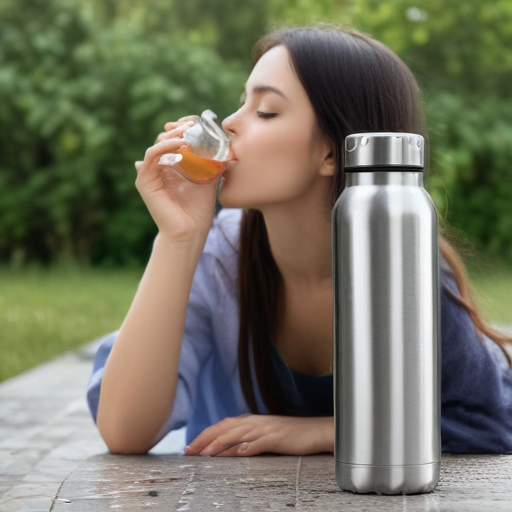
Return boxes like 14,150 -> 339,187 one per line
344,170 -> 424,187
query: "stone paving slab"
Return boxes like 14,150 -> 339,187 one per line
51,453 -> 512,511
1,328 -> 512,511
0,342 -> 184,512
0,348 -> 107,511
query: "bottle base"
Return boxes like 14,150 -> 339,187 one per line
336,461 -> 440,495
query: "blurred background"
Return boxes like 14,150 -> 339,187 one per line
1,0 -> 511,382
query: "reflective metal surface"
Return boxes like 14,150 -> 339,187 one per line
336,462 -> 440,495
345,133 -> 424,169
332,170 -> 441,494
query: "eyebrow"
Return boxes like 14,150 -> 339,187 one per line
241,85 -> 290,103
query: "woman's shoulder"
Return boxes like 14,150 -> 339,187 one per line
201,208 -> 243,279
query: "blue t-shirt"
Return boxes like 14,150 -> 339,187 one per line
86,208 -> 512,453
272,342 -> 334,416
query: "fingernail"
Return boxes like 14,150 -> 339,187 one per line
198,448 -> 213,457
239,442 -> 249,452
184,445 -> 192,454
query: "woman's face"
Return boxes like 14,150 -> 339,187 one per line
218,45 -> 334,210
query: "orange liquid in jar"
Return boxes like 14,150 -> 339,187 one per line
176,147 -> 229,182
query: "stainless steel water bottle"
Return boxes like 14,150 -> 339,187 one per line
332,133 -> 441,495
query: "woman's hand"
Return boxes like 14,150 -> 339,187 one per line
184,414 -> 334,457
134,119 -> 219,242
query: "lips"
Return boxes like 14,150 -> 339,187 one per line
226,148 -> 238,168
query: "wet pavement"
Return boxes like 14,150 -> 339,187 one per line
0,340 -> 184,512
50,453 -> 512,511
1,331 -> 512,511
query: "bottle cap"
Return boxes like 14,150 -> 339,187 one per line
344,133 -> 424,170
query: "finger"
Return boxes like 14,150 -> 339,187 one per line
143,138 -> 189,166
155,121 -> 194,143
198,424 -> 256,457
184,427 -> 230,456
164,116 -> 196,131
197,438 -> 237,457
185,417 -> 245,455
184,429 -> 223,456
185,417 -> 236,453
134,161 -> 143,172
216,438 -> 269,457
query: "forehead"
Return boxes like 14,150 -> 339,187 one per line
246,45 -> 302,96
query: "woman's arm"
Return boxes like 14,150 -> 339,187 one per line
97,235 -> 205,454
96,122 -> 219,454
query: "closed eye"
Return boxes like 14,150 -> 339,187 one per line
257,111 -> 277,119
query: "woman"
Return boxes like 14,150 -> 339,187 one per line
87,26 -> 512,456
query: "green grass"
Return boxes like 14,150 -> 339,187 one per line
0,266 -> 142,382
0,261 -> 511,384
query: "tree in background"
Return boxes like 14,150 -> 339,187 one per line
268,0 -> 512,262
1,0 -> 511,265
267,0 -> 349,25
348,0 -> 512,262
173,0 -> 267,63
0,0 -> 245,265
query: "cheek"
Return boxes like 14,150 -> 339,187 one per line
219,125 -> 316,207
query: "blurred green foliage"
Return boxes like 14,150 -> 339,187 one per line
0,0 -> 246,265
267,0 -> 350,26
1,0 -> 511,265
349,0 -> 512,261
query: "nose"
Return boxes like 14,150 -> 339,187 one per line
222,112 -> 237,137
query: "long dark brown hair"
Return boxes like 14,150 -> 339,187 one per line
237,26 -> 512,414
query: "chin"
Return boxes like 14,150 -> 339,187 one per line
218,167 -> 263,209
217,173 -> 298,210
217,194 -> 250,210
217,179 -> 248,209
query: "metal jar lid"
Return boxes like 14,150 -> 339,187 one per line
344,133 -> 425,170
